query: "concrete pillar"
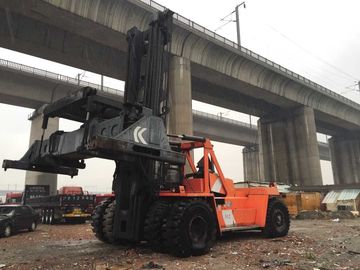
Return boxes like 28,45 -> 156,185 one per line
259,106 -> 322,186
167,56 -> 193,172
329,135 -> 360,184
242,144 -> 264,181
167,56 -> 193,136
25,110 -> 59,195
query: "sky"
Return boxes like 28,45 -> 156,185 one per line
1,0 -> 360,192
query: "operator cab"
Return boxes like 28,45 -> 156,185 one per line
185,156 -> 215,179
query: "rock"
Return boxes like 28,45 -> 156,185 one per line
141,261 -> 164,269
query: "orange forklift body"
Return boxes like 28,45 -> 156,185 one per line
160,139 -> 279,234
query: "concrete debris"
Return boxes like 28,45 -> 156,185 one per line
141,261 -> 164,269
259,259 -> 293,268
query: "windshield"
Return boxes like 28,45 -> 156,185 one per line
0,207 -> 15,215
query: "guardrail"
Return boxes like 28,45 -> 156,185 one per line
193,110 -> 256,129
138,0 -> 360,110
0,59 -> 122,96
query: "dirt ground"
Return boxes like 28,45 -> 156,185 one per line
0,218 -> 359,270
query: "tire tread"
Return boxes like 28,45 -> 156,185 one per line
263,197 -> 290,238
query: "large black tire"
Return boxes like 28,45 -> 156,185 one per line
263,197 -> 290,238
163,200 -> 217,257
143,200 -> 172,251
102,200 -> 116,243
91,198 -> 113,242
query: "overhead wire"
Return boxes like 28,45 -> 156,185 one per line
215,9 -> 236,32
215,20 -> 235,32
213,2 -> 359,95
341,82 -> 360,94
241,28 -> 347,90
242,20 -> 358,91
263,23 -> 359,82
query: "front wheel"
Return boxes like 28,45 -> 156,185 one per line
91,198 -> 114,242
263,198 -> 290,238
144,200 -> 172,251
163,201 -> 217,257
3,225 -> 12,237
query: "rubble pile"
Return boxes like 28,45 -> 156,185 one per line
0,219 -> 359,269
296,210 -> 356,220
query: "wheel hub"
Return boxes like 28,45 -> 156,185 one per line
189,215 -> 208,244
274,209 -> 285,226
4,226 -> 11,237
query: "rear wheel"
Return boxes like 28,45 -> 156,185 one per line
29,221 -> 37,232
41,210 -> 46,224
3,224 -> 12,237
144,200 -> 172,251
91,198 -> 113,242
263,198 -> 290,238
49,210 -> 54,225
45,210 -> 50,224
163,201 -> 217,257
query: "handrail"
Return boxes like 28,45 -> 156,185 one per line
0,58 -> 122,96
138,0 -> 360,110
193,110 -> 256,129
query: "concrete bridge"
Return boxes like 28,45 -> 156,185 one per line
0,0 -> 359,186
0,57 -> 332,161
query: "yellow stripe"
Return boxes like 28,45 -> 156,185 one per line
62,213 -> 91,218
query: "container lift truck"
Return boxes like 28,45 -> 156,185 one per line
2,10 -> 289,257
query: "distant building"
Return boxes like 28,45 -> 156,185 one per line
322,189 -> 360,212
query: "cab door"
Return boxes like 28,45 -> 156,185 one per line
13,208 -> 27,230
13,207 -> 31,230
20,206 -> 32,229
